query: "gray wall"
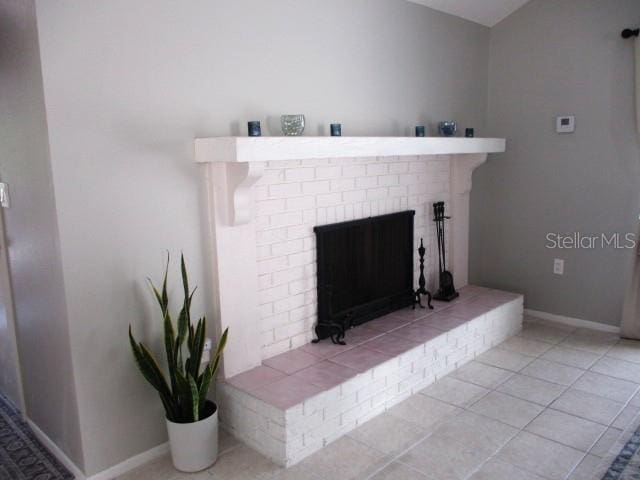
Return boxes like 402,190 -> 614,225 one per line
0,0 -> 84,469
470,0 -> 640,326
34,0 -> 489,474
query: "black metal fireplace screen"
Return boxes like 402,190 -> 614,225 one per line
313,210 -> 415,344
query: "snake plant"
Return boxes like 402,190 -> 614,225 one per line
129,254 -> 228,423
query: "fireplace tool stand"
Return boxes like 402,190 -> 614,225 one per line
433,201 -> 459,301
413,238 -> 433,310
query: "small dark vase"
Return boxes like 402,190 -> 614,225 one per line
247,121 -> 261,137
330,124 -> 342,136
415,126 -> 425,137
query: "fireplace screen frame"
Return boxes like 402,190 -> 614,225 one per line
313,210 -> 416,343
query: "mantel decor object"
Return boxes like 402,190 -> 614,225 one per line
438,121 -> 457,137
247,121 -> 261,137
330,123 -> 342,136
281,114 -> 305,136
415,126 -> 426,137
433,202 -> 459,301
465,128 -> 474,138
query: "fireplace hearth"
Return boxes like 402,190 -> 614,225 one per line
314,211 -> 416,344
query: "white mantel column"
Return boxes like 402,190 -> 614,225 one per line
204,162 -> 264,378
449,153 -> 487,288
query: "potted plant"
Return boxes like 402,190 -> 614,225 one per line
129,254 -> 228,472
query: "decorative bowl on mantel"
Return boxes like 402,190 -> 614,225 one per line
281,115 -> 305,136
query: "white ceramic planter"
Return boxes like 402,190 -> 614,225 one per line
166,402 -> 219,472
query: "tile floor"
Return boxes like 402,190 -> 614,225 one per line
119,315 -> 640,480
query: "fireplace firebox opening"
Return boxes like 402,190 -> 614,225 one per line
313,210 -> 416,344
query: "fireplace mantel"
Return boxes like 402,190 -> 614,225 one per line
197,136 -> 506,377
196,136 -> 505,226
195,136 -> 505,164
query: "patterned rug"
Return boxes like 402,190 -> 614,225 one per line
0,393 -> 74,480
603,424 -> 640,479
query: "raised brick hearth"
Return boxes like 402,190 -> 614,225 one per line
217,285 -> 523,466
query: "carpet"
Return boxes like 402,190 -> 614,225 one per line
0,393 -> 74,480
602,419 -> 640,480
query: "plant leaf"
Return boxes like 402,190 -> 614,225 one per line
210,327 -> 229,381
129,326 -> 177,420
188,374 -> 200,422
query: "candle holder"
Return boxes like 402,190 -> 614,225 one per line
330,124 -> 342,136
247,121 -> 261,137
465,128 -> 474,138
415,126 -> 426,137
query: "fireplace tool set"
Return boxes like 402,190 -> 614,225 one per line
433,201 -> 459,301
414,202 -> 458,308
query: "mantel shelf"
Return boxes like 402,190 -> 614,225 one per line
195,136 -> 505,163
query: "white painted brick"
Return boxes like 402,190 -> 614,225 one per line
285,168 -> 315,182
302,209 -> 316,225
270,211 -> 304,228
355,176 -> 377,189
256,227 -> 288,246
275,321 -> 308,342
315,166 -> 342,179
272,266 -> 306,286
257,199 -> 287,216
286,196 -> 316,211
290,332 -> 312,350
262,338 -> 292,359
378,175 -> 399,186
258,273 -> 273,290
261,312 -> 290,332
366,187 -> 389,200
342,164 -> 366,177
257,256 -> 288,275
330,178 -> 355,191
272,239 -> 304,257
288,250 -> 314,267
342,190 -> 367,203
366,163 -> 388,175
273,294 -> 306,313
316,192 -> 342,207
287,224 -> 312,240
269,183 -> 302,198
389,162 -> 409,174
289,303 -> 316,322
260,284 -> 290,304
289,277 -> 315,295
302,180 -> 331,195
389,185 -> 409,197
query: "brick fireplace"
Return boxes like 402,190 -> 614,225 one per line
195,136 -> 522,466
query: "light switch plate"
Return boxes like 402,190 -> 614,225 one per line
556,115 -> 575,133
0,183 -> 10,208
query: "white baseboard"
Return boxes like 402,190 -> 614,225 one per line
27,416 -> 169,480
26,418 -> 86,480
86,442 -> 169,480
524,308 -> 620,333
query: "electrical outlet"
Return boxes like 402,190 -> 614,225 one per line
201,338 -> 212,363
553,258 -> 564,275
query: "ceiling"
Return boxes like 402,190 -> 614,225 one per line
405,0 -> 531,27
